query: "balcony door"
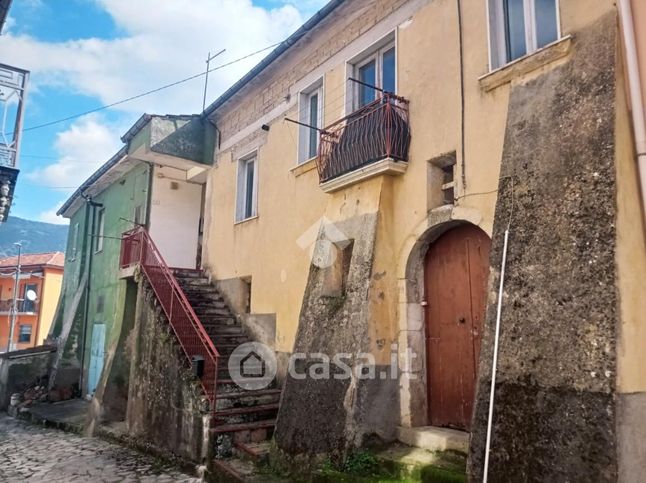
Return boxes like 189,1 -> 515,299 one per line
21,283 -> 38,313
424,224 -> 490,430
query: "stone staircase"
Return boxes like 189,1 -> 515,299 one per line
172,269 -> 279,479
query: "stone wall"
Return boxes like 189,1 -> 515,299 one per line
274,208 -> 399,462
125,279 -> 211,463
468,13 -> 620,481
0,347 -> 56,410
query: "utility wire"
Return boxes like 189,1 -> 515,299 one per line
17,42 -> 283,134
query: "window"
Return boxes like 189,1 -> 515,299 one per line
70,223 -> 79,261
18,324 -> 31,343
236,154 -> 258,222
95,208 -> 105,253
489,0 -> 560,69
354,41 -> 396,109
21,283 -> 38,313
298,80 -> 324,164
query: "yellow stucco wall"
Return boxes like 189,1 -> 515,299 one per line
39,268 -> 63,345
203,0 -> 625,359
615,41 -> 646,394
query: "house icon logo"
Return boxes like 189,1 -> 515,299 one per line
240,350 -> 265,378
228,342 -> 277,390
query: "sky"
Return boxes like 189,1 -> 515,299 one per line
0,0 -> 327,224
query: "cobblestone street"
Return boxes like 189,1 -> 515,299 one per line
0,415 -> 201,482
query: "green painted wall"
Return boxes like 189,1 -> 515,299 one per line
53,162 -> 151,394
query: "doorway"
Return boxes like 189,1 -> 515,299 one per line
87,323 -> 106,395
424,224 -> 491,430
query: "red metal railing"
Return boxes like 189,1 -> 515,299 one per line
120,227 -> 220,410
317,93 -> 411,183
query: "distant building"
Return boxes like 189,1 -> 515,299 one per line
0,252 -> 64,351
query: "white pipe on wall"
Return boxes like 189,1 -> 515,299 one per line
483,228 -> 510,483
618,0 -> 646,218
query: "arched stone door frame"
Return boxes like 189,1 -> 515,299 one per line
396,205 -> 491,429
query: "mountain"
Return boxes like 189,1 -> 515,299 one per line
0,217 -> 69,258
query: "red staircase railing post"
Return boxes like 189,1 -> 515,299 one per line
119,226 -> 220,414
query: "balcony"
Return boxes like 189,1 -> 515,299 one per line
0,299 -> 39,314
316,93 -> 411,192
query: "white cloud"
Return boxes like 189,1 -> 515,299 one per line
24,114 -> 123,188
0,0 -> 307,115
38,201 -> 68,225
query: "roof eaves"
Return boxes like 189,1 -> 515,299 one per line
120,113 -> 152,144
202,0 -> 345,118
56,146 -> 128,217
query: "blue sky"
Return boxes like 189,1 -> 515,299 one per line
0,0 -> 326,224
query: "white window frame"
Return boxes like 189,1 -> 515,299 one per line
348,33 -> 397,111
297,79 -> 324,164
235,153 -> 259,223
95,208 -> 105,253
488,0 -> 561,70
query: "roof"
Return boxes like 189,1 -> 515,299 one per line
0,252 -> 65,269
56,146 -> 128,217
121,113 -> 200,144
202,0 -> 345,117
0,0 -> 12,34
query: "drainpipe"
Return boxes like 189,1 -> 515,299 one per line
618,0 -> 646,218
145,163 -> 153,229
78,197 -> 103,395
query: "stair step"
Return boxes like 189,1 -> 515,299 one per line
211,458 -> 253,482
211,418 -> 276,434
215,403 -> 279,417
216,388 -> 282,400
235,441 -> 272,463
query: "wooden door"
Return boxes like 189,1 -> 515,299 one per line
424,224 -> 491,430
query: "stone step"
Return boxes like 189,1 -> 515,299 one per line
234,441 -> 272,464
171,269 -> 204,279
397,426 -> 469,453
216,388 -> 282,401
210,334 -> 249,345
215,403 -> 280,418
211,458 -> 253,482
181,285 -> 223,294
376,443 -> 467,481
177,278 -> 212,287
210,418 -> 276,434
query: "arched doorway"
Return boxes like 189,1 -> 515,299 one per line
424,224 -> 491,430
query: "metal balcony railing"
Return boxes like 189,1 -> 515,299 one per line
120,227 -> 220,410
0,299 -> 39,313
317,93 -> 411,183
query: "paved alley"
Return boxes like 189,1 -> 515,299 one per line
0,415 -> 201,482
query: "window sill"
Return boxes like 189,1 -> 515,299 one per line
479,35 -> 573,92
234,215 -> 259,226
291,157 -> 318,177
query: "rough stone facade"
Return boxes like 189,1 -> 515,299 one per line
274,209 -> 399,461
468,13 -> 619,481
125,279 -> 211,463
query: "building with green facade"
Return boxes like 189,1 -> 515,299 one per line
49,114 -> 214,414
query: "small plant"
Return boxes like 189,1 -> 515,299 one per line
343,451 -> 380,476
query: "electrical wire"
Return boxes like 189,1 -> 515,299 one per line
15,42 -> 283,135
